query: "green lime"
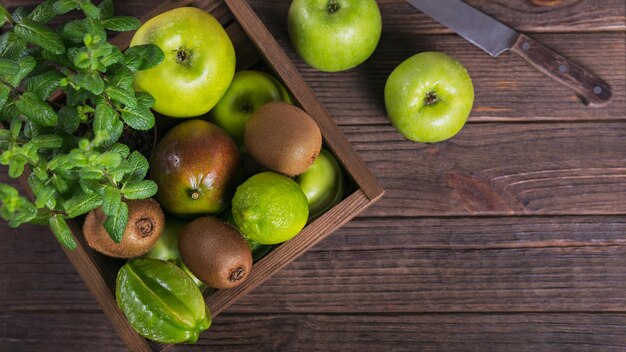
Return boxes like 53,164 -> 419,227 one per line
232,171 -> 308,244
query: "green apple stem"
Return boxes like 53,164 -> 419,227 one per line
190,190 -> 200,200
425,91 -> 439,105
327,0 -> 340,13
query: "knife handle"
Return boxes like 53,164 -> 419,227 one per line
511,33 -> 612,107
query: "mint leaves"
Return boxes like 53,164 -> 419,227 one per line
0,1 -> 163,249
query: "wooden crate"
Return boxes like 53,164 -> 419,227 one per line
6,0 -> 384,350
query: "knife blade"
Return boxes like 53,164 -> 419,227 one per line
406,0 -> 612,107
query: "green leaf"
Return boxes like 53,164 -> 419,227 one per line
98,0 -> 114,19
84,17 -> 107,42
51,174 -> 70,194
30,134 -> 64,149
122,180 -> 157,200
72,72 -> 104,95
125,151 -> 149,182
15,91 -> 58,126
0,86 -> 9,110
53,0 -> 78,15
29,175 -> 57,208
96,151 -> 122,168
5,55 -> 36,87
10,117 -> 22,139
78,178 -> 101,195
0,183 -> 18,200
100,119 -> 123,148
70,47 -> 90,69
30,209 -> 52,226
7,154 -> 28,178
0,129 -> 10,149
58,19 -> 86,43
101,186 -> 121,216
79,0 -> 100,19
28,0 -> 57,23
0,6 -> 11,27
79,166 -> 104,180
136,92 -> 156,109
25,70 -> 63,100
0,58 -> 19,77
124,45 -> 165,72
98,44 -> 123,67
121,107 -> 154,131
64,192 -> 102,218
65,87 -> 92,106
106,85 -> 137,107
109,143 -> 130,158
103,200 -> 127,243
14,18 -> 65,55
102,16 -> 141,31
0,32 -> 27,60
94,99 -> 117,134
57,106 -> 80,134
12,7 -> 28,23
6,197 -> 38,227
49,215 -> 77,250
107,64 -> 134,89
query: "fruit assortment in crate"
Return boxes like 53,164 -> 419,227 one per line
0,0 -> 385,350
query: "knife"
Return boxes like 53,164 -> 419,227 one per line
406,0 -> 612,107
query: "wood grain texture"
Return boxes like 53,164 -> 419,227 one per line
345,122 -> 626,217
179,313 -> 626,352
5,213 -> 626,314
3,310 -> 626,352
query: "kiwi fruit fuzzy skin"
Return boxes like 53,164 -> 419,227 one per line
83,198 -> 165,258
179,216 -> 253,289
244,101 -> 322,177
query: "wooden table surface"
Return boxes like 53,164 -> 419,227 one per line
2,0 -> 626,351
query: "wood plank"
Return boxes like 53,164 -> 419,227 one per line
248,0 -> 626,35
184,313 -> 626,352
275,32 -> 626,124
4,213 -> 626,314
0,312 -> 125,352
339,122 -> 626,217
310,216 -> 626,252
3,310 -> 626,352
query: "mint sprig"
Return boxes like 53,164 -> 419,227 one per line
0,1 -> 163,249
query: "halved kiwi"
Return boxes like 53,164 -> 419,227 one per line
83,198 -> 165,258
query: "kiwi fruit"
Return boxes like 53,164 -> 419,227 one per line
179,216 -> 253,289
83,198 -> 165,258
244,101 -> 322,176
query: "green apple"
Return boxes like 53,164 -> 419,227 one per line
131,7 -> 235,118
296,148 -> 344,220
384,52 -> 474,143
288,0 -> 382,72
210,70 -> 292,143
